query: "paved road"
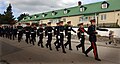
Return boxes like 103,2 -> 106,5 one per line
0,37 -> 120,64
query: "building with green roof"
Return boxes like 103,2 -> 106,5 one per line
20,0 -> 120,27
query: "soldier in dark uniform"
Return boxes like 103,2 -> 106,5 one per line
45,22 -> 53,50
17,24 -> 23,42
76,23 -> 87,53
30,25 -> 36,45
1,26 -> 4,37
56,21 -> 66,53
84,19 -> 101,61
54,22 -> 60,46
12,26 -> 18,40
5,26 -> 9,38
25,24 -> 31,44
0,26 -> 2,37
9,26 -> 13,40
37,24 -> 44,48
7,26 -> 10,39
64,21 -> 76,50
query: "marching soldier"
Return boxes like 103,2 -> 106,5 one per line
76,23 -> 87,53
30,25 -> 36,45
5,26 -> 9,38
9,26 -> 13,40
45,22 -> 53,50
64,21 -> 76,50
54,22 -> 60,46
12,26 -> 18,40
17,24 -> 23,42
37,24 -> 44,48
84,19 -> 101,61
25,24 -> 31,44
0,26 -> 2,37
56,21 -> 66,53
1,26 -> 5,38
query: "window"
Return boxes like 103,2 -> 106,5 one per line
52,11 -> 56,16
52,13 -> 55,16
80,7 -> 85,12
64,9 -> 69,14
42,13 -> 46,17
23,18 -> 25,20
34,16 -> 37,18
42,14 -> 45,17
80,6 -> 86,12
79,17 -> 84,22
101,1 -> 109,9
34,15 -> 39,18
64,10 -> 68,14
63,18 -> 66,22
101,14 -> 106,20
49,19 -> 60,23
85,17 -> 88,21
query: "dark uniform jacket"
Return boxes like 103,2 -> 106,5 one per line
88,25 -> 97,42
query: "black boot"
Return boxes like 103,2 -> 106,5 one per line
95,58 -> 101,61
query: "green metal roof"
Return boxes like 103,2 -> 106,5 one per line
20,0 -> 120,22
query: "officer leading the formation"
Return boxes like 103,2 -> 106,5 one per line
84,19 -> 101,61
37,24 -> 44,48
64,21 -> 76,50
76,23 -> 87,53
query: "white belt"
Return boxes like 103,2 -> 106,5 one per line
39,32 -> 43,34
48,32 -> 52,34
60,32 -> 63,33
31,32 -> 34,33
26,31 -> 29,32
68,31 -> 71,33
58,36 -> 60,39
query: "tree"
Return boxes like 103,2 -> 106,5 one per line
3,4 -> 15,24
17,13 -> 29,21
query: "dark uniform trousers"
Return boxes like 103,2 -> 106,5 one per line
56,26 -> 66,53
85,35 -> 98,59
38,33 -> 44,47
85,25 -> 99,59
46,33 -> 52,50
56,32 -> 66,53
76,28 -> 87,53
30,32 -> 36,45
17,31 -> 23,42
54,26 -> 59,46
76,36 -> 85,53
64,33 -> 72,50
25,31 -> 30,44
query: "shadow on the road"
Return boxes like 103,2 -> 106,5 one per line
0,41 -> 23,57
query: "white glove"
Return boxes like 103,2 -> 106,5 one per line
58,36 -> 60,39
66,36 -> 68,38
46,36 -> 48,39
79,38 -> 81,40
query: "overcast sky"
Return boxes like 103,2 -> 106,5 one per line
0,0 -> 105,18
